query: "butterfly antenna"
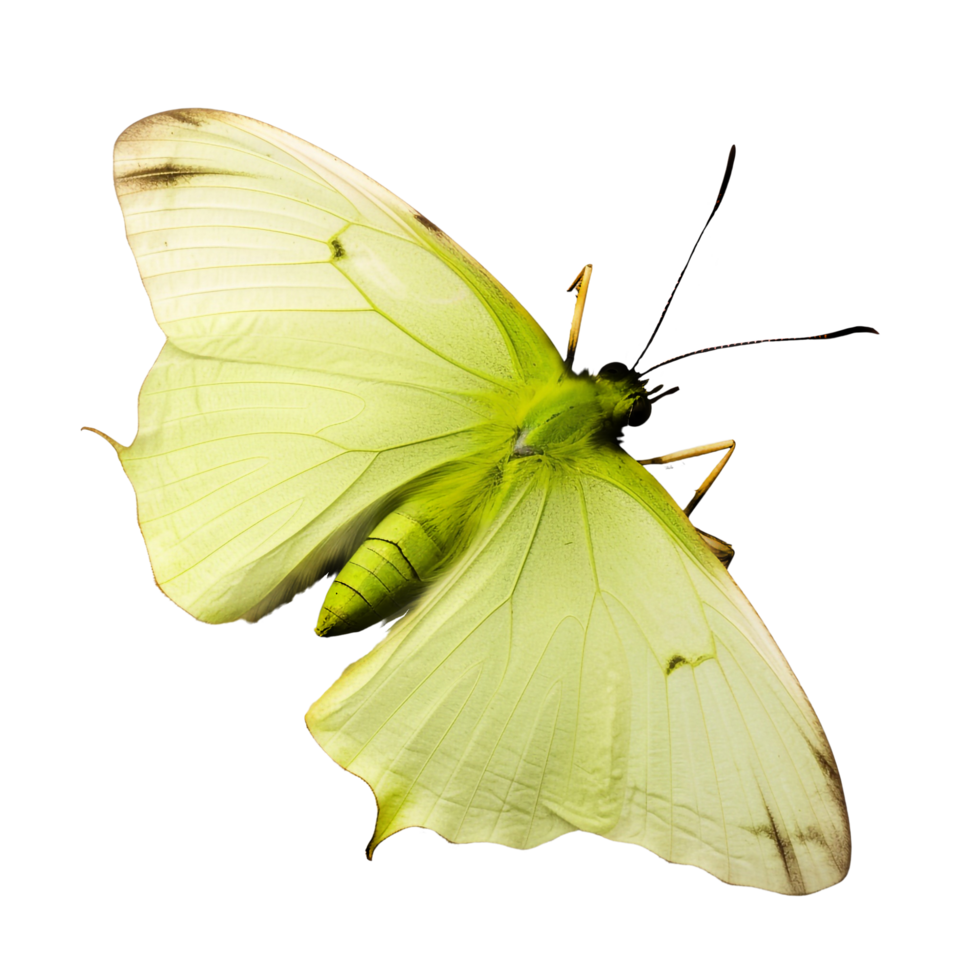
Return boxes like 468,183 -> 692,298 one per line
630,145 -> 736,372
638,326 -> 879,376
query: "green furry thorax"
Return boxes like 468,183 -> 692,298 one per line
494,369 -> 648,460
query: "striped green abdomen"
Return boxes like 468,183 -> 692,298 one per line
315,510 -> 444,637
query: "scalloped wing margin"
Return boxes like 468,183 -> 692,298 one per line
307,452 -> 850,895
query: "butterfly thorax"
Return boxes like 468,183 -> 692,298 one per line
512,369 -> 651,459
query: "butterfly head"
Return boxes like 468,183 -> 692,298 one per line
593,361 -> 666,430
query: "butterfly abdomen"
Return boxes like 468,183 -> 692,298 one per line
315,511 -> 443,637
315,452 -> 515,637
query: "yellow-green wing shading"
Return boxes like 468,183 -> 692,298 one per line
307,451 -> 849,894
104,109 -> 563,622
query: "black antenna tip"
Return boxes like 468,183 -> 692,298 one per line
715,146 -> 736,210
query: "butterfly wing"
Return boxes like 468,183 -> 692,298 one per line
103,109 -> 563,622
307,450 -> 849,894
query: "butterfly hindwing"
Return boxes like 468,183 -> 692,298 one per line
307,451 -> 849,894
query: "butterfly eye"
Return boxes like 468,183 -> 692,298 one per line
626,395 -> 654,429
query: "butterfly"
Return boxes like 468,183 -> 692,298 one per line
92,109 -> 874,894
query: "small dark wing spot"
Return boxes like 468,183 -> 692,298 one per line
122,109 -> 207,140
115,162 -> 248,193
665,652 -> 715,674
330,238 -> 345,259
749,803 -> 805,894
414,212 -> 444,236
794,826 -> 830,851
160,109 -> 205,127
798,727 -> 851,865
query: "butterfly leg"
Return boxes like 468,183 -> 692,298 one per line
638,440 -> 736,566
640,439 -> 738,517
564,264 -> 593,368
